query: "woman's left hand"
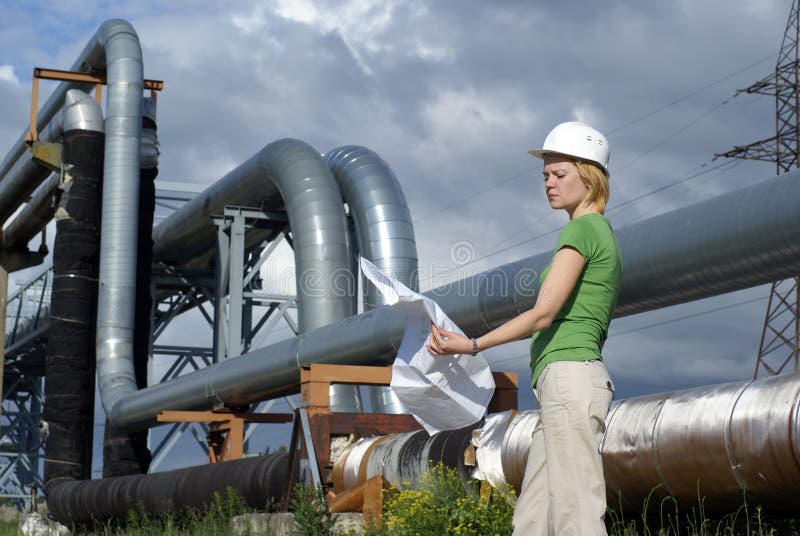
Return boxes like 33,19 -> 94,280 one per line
427,321 -> 472,356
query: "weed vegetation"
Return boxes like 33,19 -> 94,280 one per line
297,466 -> 800,536
71,487 -> 256,536
12,470 -> 800,535
291,483 -> 333,535
605,488 -> 800,536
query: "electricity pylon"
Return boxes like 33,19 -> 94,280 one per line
714,0 -> 800,378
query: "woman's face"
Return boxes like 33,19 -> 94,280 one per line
542,155 -> 588,213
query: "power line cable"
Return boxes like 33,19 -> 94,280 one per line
614,99 -> 731,173
609,295 -> 767,338
409,54 -> 774,225
413,168 -> 530,224
459,159 -> 717,269
606,52 -> 776,135
621,159 -> 742,227
607,158 -> 738,214
413,54 -> 775,224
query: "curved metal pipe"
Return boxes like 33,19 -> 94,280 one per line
47,452 -> 289,524
154,138 -> 353,332
324,145 -> 419,413
103,139 -> 354,425
324,145 -> 419,308
3,90 -> 104,250
0,19 -> 137,224
89,20 -> 147,424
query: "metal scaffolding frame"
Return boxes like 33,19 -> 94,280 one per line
212,205 -> 296,361
0,373 -> 44,506
147,204 -> 300,469
0,265 -> 51,506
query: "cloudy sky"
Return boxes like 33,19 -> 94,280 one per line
0,1 -> 795,471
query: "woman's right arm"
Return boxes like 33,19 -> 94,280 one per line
428,246 -> 585,356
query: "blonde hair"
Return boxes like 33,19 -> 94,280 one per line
574,161 -> 610,214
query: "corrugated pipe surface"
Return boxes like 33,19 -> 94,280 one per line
332,424 -> 479,494
324,145 -> 420,414
43,103 -> 105,486
47,452 -> 289,525
0,20 -> 138,225
462,373 -> 800,513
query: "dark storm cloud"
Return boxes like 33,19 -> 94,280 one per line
0,0 -> 791,397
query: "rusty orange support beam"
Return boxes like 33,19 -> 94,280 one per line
25,67 -> 164,145
157,408 -> 292,463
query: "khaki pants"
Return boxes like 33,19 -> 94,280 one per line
512,360 -> 614,536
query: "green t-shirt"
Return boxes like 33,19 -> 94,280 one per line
529,213 -> 622,388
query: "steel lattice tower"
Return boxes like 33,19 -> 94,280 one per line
714,0 -> 800,378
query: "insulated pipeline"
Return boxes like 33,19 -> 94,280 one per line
102,99 -> 159,479
463,373 -> 800,514
151,138 -> 354,332
103,139 -> 355,427
332,424 -> 479,493
323,145 -> 419,308
94,18 -> 146,429
43,110 -> 105,485
335,374 -> 800,514
109,167 -> 800,431
47,452 -> 289,525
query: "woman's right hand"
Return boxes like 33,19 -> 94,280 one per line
427,321 -> 472,356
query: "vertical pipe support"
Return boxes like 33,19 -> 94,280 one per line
227,213 -> 245,359
214,220 -> 231,362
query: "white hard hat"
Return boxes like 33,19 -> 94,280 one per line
528,121 -> 610,173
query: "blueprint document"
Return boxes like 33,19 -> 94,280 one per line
360,258 -> 496,435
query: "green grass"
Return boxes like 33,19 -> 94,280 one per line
71,488 -> 260,536
0,520 -> 15,536
9,476 -> 799,535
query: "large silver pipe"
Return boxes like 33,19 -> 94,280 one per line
324,145 -> 419,308
324,145 -> 419,413
0,154 -> 56,226
103,139 -> 355,424
434,166 -> 800,333
153,138 -> 354,331
0,19 -> 137,224
3,91 -> 104,250
473,373 -> 800,513
107,167 -> 800,430
335,374 -> 800,514
92,20 -> 146,423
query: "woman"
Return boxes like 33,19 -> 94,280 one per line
428,121 -> 622,535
